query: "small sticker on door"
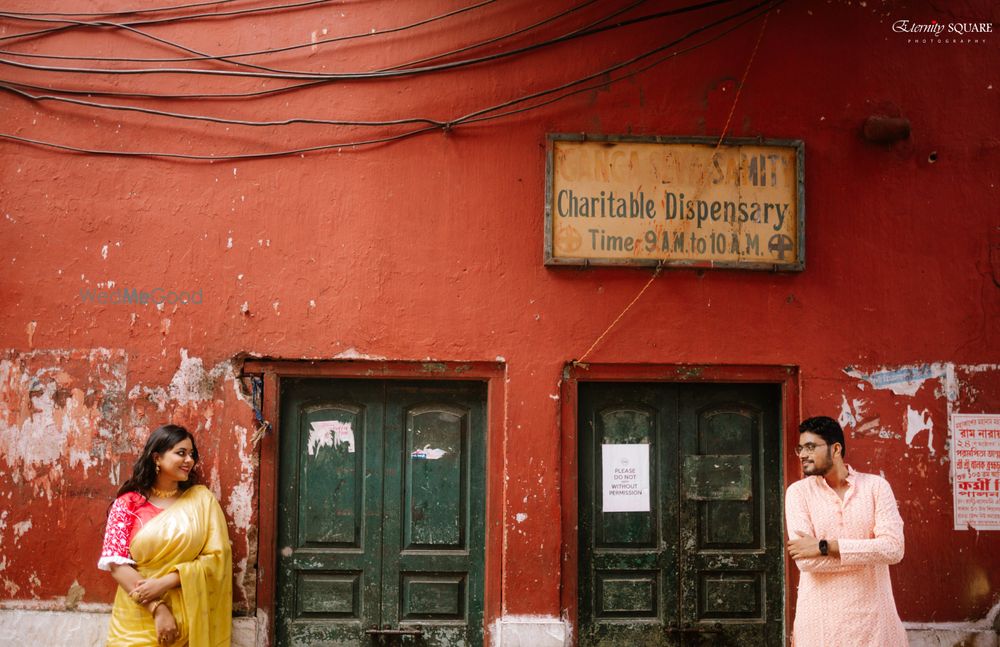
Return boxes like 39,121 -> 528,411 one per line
411,444 -> 447,460
602,443 -> 650,512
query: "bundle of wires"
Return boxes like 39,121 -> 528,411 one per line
0,0 -> 781,159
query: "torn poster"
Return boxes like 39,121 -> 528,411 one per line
308,420 -> 355,454
951,414 -> 1000,531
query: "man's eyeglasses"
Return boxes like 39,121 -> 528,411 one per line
793,442 -> 828,456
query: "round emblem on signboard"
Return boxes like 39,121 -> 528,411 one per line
555,224 -> 582,253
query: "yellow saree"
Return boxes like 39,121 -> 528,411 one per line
107,485 -> 232,647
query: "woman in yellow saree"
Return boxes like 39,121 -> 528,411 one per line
99,424 -> 232,646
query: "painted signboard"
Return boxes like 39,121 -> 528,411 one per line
951,413 -> 1000,531
545,135 -> 805,270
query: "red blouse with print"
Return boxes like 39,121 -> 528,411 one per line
98,491 -> 163,571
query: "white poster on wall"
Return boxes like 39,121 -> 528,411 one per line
602,443 -> 650,513
951,414 -> 1000,531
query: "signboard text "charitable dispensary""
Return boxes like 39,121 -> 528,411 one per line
545,135 -> 804,271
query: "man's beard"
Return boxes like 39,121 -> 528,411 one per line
802,448 -> 832,475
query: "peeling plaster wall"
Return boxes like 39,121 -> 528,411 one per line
0,348 -> 258,611
0,0 -> 998,642
800,363 -> 1000,622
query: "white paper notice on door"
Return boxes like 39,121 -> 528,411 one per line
602,443 -> 650,513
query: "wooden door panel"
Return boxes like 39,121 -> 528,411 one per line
278,380 -> 384,647
595,405 -> 659,548
579,384 -> 680,645
295,572 -> 360,617
579,382 -> 783,647
403,406 -> 468,550
298,405 -> 366,547
279,379 -> 487,647
594,570 -> 660,618
678,385 -> 783,645
400,573 -> 467,620
382,383 -> 486,646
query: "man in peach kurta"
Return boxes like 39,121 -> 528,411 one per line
785,416 -> 908,647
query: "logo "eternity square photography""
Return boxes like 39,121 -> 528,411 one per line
892,19 -> 993,44
79,287 -> 203,305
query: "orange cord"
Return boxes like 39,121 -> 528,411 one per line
573,10 -> 771,365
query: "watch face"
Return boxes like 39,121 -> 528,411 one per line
819,540 -> 828,555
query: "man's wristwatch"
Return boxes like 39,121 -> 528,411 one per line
818,539 -> 829,556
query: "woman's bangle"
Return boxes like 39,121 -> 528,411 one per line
149,599 -> 168,615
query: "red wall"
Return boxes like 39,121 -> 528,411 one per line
1,0 -> 998,626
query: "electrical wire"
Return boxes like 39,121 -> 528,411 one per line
0,0 -> 506,79
0,0 -> 335,28
0,0 -> 334,45
0,23 -> 74,44
0,0 -> 747,80
0,0 -> 550,66
0,77 -> 326,100
0,0 -> 627,106
0,0 -> 769,131
382,0 -> 638,72
574,2 -> 771,365
0,83 -> 449,128
0,127 -> 441,160
458,0 -> 777,125
0,0 -> 616,86
33,20 -> 289,76
0,0 -> 781,160
1,0 -> 240,18
2,1 -> 381,78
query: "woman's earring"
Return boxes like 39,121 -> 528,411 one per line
155,463 -> 160,475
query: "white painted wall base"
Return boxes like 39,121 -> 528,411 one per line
0,609 -> 257,646
0,609 -> 996,646
489,615 -> 570,647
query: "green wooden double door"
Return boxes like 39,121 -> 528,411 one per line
578,382 -> 784,646
278,379 -> 486,646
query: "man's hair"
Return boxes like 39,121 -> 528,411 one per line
799,416 -> 847,458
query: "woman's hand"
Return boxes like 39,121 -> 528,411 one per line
131,576 -> 172,604
153,603 -> 178,645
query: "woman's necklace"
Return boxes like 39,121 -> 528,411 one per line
151,485 -> 179,498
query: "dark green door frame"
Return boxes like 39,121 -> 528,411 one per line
559,364 -> 800,646
243,360 -> 505,647
277,379 -> 488,645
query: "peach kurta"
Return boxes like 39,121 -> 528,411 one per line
785,466 -> 907,647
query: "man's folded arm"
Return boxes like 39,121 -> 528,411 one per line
785,483 -> 860,573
